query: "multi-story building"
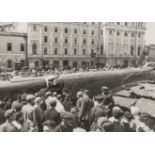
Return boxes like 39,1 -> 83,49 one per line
0,31 -> 27,69
101,22 -> 146,67
0,22 -> 146,69
27,22 -> 100,68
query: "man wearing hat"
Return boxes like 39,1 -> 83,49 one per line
33,97 -> 44,132
43,99 -> 61,126
0,109 -> 18,132
101,86 -> 114,116
77,91 -> 94,131
109,106 -> 125,132
22,94 -> 35,122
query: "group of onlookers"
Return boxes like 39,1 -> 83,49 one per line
0,85 -> 154,132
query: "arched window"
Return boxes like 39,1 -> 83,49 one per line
117,31 -> 120,36
7,60 -> 12,68
32,43 -> 37,55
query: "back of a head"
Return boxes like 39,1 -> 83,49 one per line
102,120 -> 114,132
50,99 -> 57,108
57,94 -> 62,100
77,91 -> 83,99
112,106 -> 123,119
53,92 -> 58,97
84,89 -> 90,97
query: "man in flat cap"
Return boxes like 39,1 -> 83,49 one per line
101,86 -> 114,117
22,94 -> 35,122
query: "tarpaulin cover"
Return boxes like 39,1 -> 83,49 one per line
60,68 -> 155,98
113,96 -> 137,108
136,98 -> 155,117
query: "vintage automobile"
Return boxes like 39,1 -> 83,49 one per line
0,67 -> 154,100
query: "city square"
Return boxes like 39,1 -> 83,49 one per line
0,22 -> 154,132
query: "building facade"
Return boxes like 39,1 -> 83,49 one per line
0,31 -> 27,69
0,22 -> 146,69
27,22 -> 100,68
144,44 -> 155,62
101,22 -> 146,67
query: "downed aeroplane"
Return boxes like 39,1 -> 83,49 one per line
0,67 -> 154,100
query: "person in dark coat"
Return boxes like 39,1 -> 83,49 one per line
78,91 -> 94,131
43,99 -> 61,125
33,97 -> 44,132
0,101 -> 5,125
62,89 -> 73,112
101,86 -> 114,117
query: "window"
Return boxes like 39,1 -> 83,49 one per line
117,31 -> 120,36
125,22 -> 128,26
130,46 -> 134,56
44,48 -> 47,55
92,22 -> 95,25
7,43 -> 12,51
20,44 -> 25,52
131,32 -> 135,37
124,32 -> 128,36
33,25 -> 37,31
83,39 -> 86,45
91,49 -> 94,54
64,28 -> 68,33
91,39 -> 94,45
138,33 -> 141,38
54,37 -> 58,43
117,22 -> 120,25
32,43 -> 37,55
7,60 -> 12,68
83,49 -> 86,55
54,27 -> 58,33
35,61 -> 39,68
74,28 -> 77,34
74,38 -> 77,44
44,36 -> 48,43
138,46 -> 141,56
20,60 -> 25,67
44,26 -> 48,32
74,48 -> 77,55
54,48 -> 58,55
65,38 -> 68,44
101,30 -> 103,35
64,48 -> 68,55
83,30 -> 86,35
91,30 -> 94,35
109,30 -> 112,35
100,45 -> 103,55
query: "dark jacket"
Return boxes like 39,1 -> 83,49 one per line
43,108 -> 61,125
0,108 -> 5,125
33,105 -> 43,131
78,95 -> 94,121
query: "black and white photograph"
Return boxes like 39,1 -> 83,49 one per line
0,22 -> 154,132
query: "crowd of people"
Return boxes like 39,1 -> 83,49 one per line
0,85 -> 154,132
0,64 -> 142,81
